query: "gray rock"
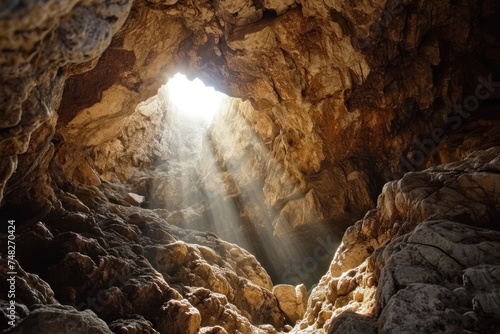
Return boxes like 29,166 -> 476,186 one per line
4,304 -> 112,334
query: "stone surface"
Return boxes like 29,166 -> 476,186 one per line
125,193 -> 145,206
108,315 -> 160,334
3,304 -> 112,334
0,174 -> 287,332
296,148 -> 500,333
42,0 -> 498,286
273,284 -> 308,323
376,220 -> 500,334
0,0 -> 499,333
0,0 -> 133,202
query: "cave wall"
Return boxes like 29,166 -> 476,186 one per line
1,0 -> 495,235
55,0 -> 496,235
45,0 -> 498,285
296,147 -> 500,333
0,0 -> 133,202
1,0 -> 500,333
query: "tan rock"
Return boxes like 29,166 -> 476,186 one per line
273,284 -> 308,323
1,1 -> 499,334
296,148 -> 500,333
125,192 -> 145,206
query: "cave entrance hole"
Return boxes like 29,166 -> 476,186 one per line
155,72 -> 265,263
165,73 -> 226,124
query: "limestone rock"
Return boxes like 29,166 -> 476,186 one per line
296,148 -> 500,333
0,171 -> 286,333
45,0 -> 495,288
0,0 -> 499,333
376,220 -> 500,333
0,0 -> 132,202
273,284 -> 308,323
0,258 -> 55,309
4,304 -> 112,334
159,299 -> 201,334
1,0 -> 496,292
329,146 -> 500,280
326,312 -> 376,334
108,315 -> 160,334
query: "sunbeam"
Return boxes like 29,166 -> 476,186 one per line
206,98 -> 341,287
153,73 -> 341,287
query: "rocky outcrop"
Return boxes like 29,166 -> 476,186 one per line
0,173 -> 287,333
0,0 -> 133,202
4,304 -> 113,334
1,0 -> 500,333
273,284 -> 308,324
297,147 -> 500,333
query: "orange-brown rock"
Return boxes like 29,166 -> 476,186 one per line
1,0 -> 499,333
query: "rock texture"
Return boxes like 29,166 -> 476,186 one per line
0,0 -> 500,333
0,0 -> 133,202
297,147 -> 500,333
273,284 -> 308,324
0,175 -> 287,333
45,0 -> 499,285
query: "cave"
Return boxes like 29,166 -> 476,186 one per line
1,1 -> 500,333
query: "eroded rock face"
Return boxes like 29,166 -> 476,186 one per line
297,147 -> 500,333
4,304 -> 113,334
1,0 -> 500,333
273,284 -> 308,323
0,0 -> 133,202
42,0 -> 497,286
0,174 -> 286,333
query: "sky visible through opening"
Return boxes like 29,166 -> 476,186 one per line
166,73 -> 225,124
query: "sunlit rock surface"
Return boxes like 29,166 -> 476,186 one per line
273,284 -> 308,324
0,0 -> 499,333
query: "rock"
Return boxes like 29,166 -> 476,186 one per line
108,315 -> 159,333
0,0 -> 133,202
0,0 -> 499,333
273,284 -> 308,323
144,235 -> 286,329
263,0 -> 296,16
159,299 -> 201,334
125,192 -> 145,206
45,0 -> 495,287
0,169 -> 288,332
0,0 -> 497,291
327,312 -> 377,334
199,326 -> 229,334
376,220 -> 500,333
4,304 -> 112,334
296,148 -> 500,333
0,258 -> 55,308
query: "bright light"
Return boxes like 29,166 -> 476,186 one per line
166,73 -> 225,123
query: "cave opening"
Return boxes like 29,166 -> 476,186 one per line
165,73 -> 226,125
145,73 -> 336,288
148,73 -> 287,284
4,1 -> 500,332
